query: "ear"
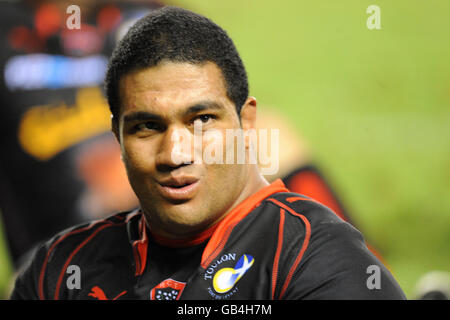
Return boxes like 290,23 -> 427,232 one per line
239,97 -> 257,151
239,96 -> 257,131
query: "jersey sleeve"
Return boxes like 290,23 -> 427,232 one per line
9,242 -> 48,300
273,198 -> 406,300
282,164 -> 386,264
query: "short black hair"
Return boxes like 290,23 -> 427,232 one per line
105,6 -> 249,122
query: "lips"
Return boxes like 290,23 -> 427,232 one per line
156,176 -> 200,201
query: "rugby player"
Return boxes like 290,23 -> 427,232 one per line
10,6 -> 405,300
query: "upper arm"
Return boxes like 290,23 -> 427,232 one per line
10,243 -> 47,300
282,218 -> 406,300
267,197 -> 406,300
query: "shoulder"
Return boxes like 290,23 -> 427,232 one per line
41,211 -> 136,263
10,210 -> 139,300
263,191 -> 360,244
263,192 -> 406,300
261,192 -> 365,298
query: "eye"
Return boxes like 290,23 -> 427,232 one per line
134,121 -> 163,132
193,114 -> 215,126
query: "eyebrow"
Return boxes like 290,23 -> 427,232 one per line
182,100 -> 225,117
122,111 -> 162,123
122,100 -> 225,123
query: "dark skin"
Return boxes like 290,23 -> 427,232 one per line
113,60 -> 268,240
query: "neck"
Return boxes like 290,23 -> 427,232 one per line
228,165 -> 269,211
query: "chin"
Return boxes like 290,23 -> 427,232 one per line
159,201 -> 211,229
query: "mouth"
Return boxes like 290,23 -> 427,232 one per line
156,176 -> 200,201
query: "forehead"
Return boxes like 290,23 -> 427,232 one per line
118,61 -> 233,118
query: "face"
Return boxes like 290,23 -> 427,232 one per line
115,61 -> 256,239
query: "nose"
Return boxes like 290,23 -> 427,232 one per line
155,126 -> 194,172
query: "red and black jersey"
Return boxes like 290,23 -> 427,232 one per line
10,180 -> 406,300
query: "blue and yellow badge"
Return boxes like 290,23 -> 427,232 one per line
213,254 -> 254,294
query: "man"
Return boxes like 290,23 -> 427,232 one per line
10,6 -> 405,300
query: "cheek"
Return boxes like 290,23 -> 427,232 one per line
121,140 -> 156,174
200,129 -> 225,163
200,128 -> 246,180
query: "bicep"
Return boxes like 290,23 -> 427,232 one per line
282,221 -> 406,300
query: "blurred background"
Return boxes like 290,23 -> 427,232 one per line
0,0 -> 448,299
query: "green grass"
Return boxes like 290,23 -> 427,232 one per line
169,0 -> 450,298
0,214 -> 13,299
1,0 -> 449,299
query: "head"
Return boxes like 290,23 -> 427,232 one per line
105,6 -> 249,123
105,6 -> 264,239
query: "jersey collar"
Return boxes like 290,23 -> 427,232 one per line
200,179 -> 288,268
128,179 -> 289,275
